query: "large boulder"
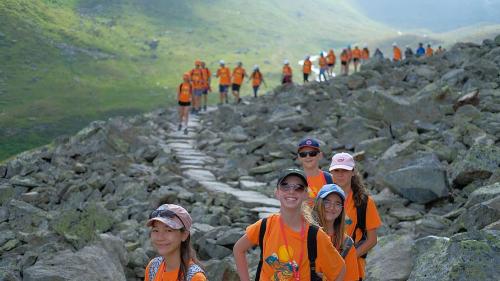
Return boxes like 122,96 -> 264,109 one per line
449,144 -> 500,188
366,234 -> 415,281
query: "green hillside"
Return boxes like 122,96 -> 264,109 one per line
0,0 -> 396,160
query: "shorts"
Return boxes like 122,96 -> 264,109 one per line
193,89 -> 203,97
282,75 -> 292,84
328,63 -> 334,67
219,85 -> 229,93
178,101 -> 191,106
341,61 -> 347,66
202,88 -> 209,95
232,83 -> 241,92
353,58 -> 360,63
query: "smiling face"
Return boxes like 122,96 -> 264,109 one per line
275,175 -> 309,210
322,193 -> 344,223
150,221 -> 188,257
330,168 -> 353,189
297,147 -> 322,170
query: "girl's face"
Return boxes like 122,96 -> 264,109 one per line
330,168 -> 353,188
322,193 -> 344,223
275,175 -> 309,210
150,221 -> 188,257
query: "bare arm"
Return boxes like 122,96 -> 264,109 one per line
355,229 -> 377,257
233,234 -> 254,281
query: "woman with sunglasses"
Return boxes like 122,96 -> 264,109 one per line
233,168 -> 346,281
329,153 -> 381,280
312,184 -> 360,281
144,204 -> 206,281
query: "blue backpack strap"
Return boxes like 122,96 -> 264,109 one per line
340,236 -> 354,259
148,256 -> 164,281
186,264 -> 205,281
322,171 -> 334,184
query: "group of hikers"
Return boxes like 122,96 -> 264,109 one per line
176,42 -> 444,134
145,137 -> 382,281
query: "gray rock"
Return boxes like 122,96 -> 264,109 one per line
456,195 -> 500,232
450,144 -> 500,187
366,234 -> 415,281
465,182 -> 500,208
389,207 -> 423,221
204,257 -> 239,281
355,137 -> 393,158
415,214 -> 452,237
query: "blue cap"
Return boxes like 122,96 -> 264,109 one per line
317,184 -> 345,201
297,137 -> 320,151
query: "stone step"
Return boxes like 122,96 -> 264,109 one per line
199,181 -> 280,208
182,169 -> 216,182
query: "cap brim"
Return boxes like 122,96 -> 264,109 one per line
278,172 -> 308,186
328,164 -> 354,171
146,217 -> 184,229
298,145 -> 320,151
319,190 -> 345,201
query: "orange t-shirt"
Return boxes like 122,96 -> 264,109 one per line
344,192 -> 382,279
426,47 -> 434,57
246,214 -> 345,281
352,49 -> 361,59
216,67 -> 231,86
282,65 -> 292,76
251,71 -> 263,87
341,53 -> 349,63
232,67 -> 246,85
319,56 -> 328,69
393,47 -> 402,61
327,51 -> 336,64
201,68 -> 211,89
325,234 -> 360,281
306,170 -> 327,199
178,82 -> 192,103
190,68 -> 204,90
303,59 -> 312,74
361,49 -> 369,60
144,260 -> 206,281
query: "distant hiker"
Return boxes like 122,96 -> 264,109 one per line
346,45 -> 353,75
352,45 -> 361,72
231,61 -> 248,104
340,49 -> 349,76
312,184 -> 360,281
435,45 -> 444,54
216,60 -> 231,105
177,73 -> 192,135
404,45 -> 414,59
282,60 -> 293,84
329,152 -> 382,281
144,204 -> 206,281
190,60 -> 204,114
318,52 -> 328,82
250,65 -> 265,98
327,49 -> 336,77
200,61 -> 211,111
426,44 -> 434,57
392,43 -> 402,62
373,48 -> 384,60
361,45 -> 370,63
416,42 -> 425,57
233,168 -> 346,281
296,137 -> 334,202
303,55 -> 312,83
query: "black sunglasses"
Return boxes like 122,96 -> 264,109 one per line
149,209 -> 185,228
298,150 -> 320,158
279,182 -> 307,193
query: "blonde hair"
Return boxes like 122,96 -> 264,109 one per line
312,197 -> 346,250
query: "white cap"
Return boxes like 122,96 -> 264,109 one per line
392,42 -> 397,46
219,60 -> 225,65
284,59 -> 289,64
329,152 -> 355,171
305,55 -> 310,59
253,64 -> 259,70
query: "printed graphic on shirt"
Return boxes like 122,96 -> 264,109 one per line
265,245 -> 299,281
345,215 -> 353,226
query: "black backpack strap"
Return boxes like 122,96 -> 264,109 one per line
255,217 -> 268,281
322,171 -> 334,184
340,236 -> 354,258
352,199 -> 368,259
307,225 -> 322,281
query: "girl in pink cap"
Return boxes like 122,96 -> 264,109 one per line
144,204 -> 206,281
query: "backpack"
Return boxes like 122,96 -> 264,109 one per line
352,199 -> 368,259
148,257 -> 205,281
322,171 -> 333,185
255,218 -> 322,281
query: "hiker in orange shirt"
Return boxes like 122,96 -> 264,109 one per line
340,49 -> 349,76
303,55 -> 312,83
361,45 -> 370,63
216,60 -> 231,105
282,60 -> 293,84
318,52 -> 328,82
327,49 -> 336,77
329,152 -> 382,280
352,46 -> 361,73
144,204 -> 206,281
233,169 -> 346,281
435,45 -> 445,54
313,184 -> 360,281
231,61 -> 248,104
177,73 -> 192,135
190,60 -> 204,114
392,42 -> 402,62
346,45 -> 352,75
426,44 -> 434,57
249,65 -> 265,98
200,61 -> 211,112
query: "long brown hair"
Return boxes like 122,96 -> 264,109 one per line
177,230 -> 204,281
351,168 -> 368,208
312,197 -> 346,250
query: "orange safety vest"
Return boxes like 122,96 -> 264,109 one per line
282,65 -> 292,76
190,68 -> 204,90
303,59 -> 312,74
327,51 -> 336,65
393,47 -> 402,61
201,68 -> 211,89
319,56 -> 328,68
426,47 -> 434,57
178,82 -> 192,102
341,53 -> 349,62
217,67 -> 231,86
352,49 -> 361,59
361,48 -> 370,60
232,67 -> 246,85
251,71 -> 263,87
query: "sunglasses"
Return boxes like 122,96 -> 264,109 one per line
323,199 -> 343,209
298,150 -> 320,158
149,209 -> 185,228
279,182 -> 307,193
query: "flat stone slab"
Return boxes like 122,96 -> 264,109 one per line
179,165 -> 205,170
166,142 -> 194,150
240,180 -> 268,190
199,181 -> 280,208
183,169 -> 216,182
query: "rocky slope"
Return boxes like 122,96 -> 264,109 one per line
1,35 -> 500,281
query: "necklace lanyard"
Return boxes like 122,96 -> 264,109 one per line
279,216 -> 305,281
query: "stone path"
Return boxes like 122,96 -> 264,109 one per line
163,108 -> 280,218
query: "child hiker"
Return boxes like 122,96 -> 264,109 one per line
233,168 -> 346,281
177,73 -> 192,135
144,204 -> 206,281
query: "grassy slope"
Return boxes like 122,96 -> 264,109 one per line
0,0 -> 396,160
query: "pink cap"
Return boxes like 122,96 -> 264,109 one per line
329,152 -> 355,171
146,204 -> 193,231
